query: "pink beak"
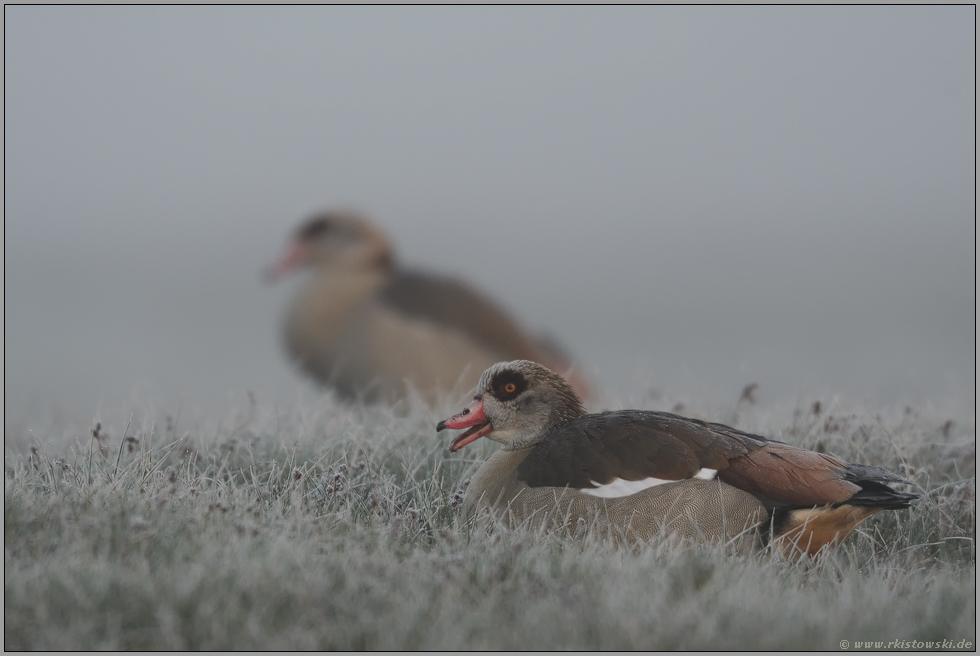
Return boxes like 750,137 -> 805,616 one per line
437,397 -> 494,452
266,241 -> 309,282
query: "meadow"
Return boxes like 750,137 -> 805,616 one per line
4,385 -> 975,650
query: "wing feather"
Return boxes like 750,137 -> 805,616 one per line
516,410 -> 913,509
516,410 -> 759,490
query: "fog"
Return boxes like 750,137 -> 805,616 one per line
4,6 -> 975,428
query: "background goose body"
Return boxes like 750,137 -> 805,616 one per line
271,211 -> 587,403
439,360 -> 917,556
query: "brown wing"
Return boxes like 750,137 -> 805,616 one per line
380,270 -> 563,364
517,410 -> 914,509
720,444 -> 915,507
516,410 -> 764,489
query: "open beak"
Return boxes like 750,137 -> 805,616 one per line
265,241 -> 309,282
437,397 -> 493,452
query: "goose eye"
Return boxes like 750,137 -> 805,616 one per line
493,371 -> 526,398
299,217 -> 331,240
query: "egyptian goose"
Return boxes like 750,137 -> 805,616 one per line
269,211 -> 588,403
437,360 -> 917,557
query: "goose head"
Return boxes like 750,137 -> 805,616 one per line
437,360 -> 587,452
269,210 -> 393,279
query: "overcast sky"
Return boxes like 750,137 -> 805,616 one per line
5,6 -> 975,427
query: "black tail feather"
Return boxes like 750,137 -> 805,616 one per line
842,480 -> 918,510
842,463 -> 912,487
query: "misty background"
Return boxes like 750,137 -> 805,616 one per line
4,6 -> 975,430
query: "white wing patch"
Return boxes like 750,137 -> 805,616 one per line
580,468 -> 718,498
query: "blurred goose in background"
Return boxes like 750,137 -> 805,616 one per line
269,210 -> 590,404
438,360 -> 917,558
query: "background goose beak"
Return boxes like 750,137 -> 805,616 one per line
266,241 -> 309,282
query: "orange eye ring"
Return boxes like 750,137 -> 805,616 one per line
504,383 -> 516,393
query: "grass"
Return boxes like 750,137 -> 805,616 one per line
4,386 -> 975,650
